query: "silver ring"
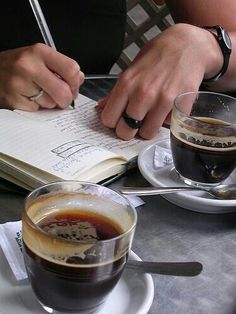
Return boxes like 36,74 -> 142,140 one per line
29,89 -> 44,101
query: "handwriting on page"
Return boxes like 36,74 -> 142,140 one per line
52,142 -> 93,158
0,110 -> 117,179
17,96 -> 143,154
51,145 -> 114,176
16,94 -> 169,160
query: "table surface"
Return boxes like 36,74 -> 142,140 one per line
1,79 -> 236,314
1,171 -> 236,314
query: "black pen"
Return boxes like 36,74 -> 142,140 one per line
29,0 -> 75,109
70,100 -> 75,109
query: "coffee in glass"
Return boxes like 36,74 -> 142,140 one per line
170,91 -> 236,187
22,181 -> 137,313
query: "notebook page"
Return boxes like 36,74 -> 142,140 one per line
16,94 -> 170,160
0,110 -> 120,180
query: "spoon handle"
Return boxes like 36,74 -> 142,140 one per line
120,186 -> 201,196
126,260 -> 203,277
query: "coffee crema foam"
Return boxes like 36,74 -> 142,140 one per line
42,220 -> 98,241
172,120 -> 236,152
23,193 -> 129,267
38,219 -> 99,263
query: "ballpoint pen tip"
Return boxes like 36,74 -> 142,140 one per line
71,100 -> 75,109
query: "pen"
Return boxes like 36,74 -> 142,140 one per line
29,0 -> 75,109
70,100 -> 75,109
29,0 -> 120,110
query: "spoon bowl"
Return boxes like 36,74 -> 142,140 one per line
120,184 -> 236,200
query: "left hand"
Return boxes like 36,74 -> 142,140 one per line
99,24 -> 223,140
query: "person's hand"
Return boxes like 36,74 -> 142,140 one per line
99,24 -> 223,140
0,43 -> 84,111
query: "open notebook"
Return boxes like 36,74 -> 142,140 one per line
0,93 -> 169,190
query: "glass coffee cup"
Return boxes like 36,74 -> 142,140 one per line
170,91 -> 236,187
22,181 -> 137,314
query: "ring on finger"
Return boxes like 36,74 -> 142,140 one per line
29,89 -> 44,102
122,111 -> 143,129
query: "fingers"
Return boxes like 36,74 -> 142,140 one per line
9,94 -> 40,111
115,91 -> 149,141
10,90 -> 58,111
36,66 -> 84,108
0,44 -> 84,111
100,72 -> 198,141
97,95 -> 110,109
31,44 -> 84,109
32,91 -> 58,109
100,72 -> 171,140
100,78 -> 129,129
43,46 -> 83,90
33,69 -> 74,108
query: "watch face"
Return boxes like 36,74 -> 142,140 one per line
222,29 -> 232,49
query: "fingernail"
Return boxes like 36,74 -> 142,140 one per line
97,98 -> 106,109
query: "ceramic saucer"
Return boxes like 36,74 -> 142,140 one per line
0,249 -> 154,314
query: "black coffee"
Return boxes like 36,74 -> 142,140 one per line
170,132 -> 236,184
23,210 -> 127,313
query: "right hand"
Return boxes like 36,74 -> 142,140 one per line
0,43 -> 84,111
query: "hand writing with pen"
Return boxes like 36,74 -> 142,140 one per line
0,44 -> 84,111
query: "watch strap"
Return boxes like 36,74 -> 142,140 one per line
202,25 -> 232,83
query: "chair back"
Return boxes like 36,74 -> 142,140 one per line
112,0 -> 174,73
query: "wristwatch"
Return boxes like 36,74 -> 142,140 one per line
202,25 -> 232,83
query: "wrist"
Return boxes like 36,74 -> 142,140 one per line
165,23 -> 225,79
202,26 -> 232,83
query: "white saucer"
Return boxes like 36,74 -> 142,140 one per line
138,139 -> 236,214
0,249 -> 154,314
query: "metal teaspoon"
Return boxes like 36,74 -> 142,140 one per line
126,260 -> 203,276
120,184 -> 236,200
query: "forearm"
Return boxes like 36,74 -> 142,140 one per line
165,0 -> 236,28
165,0 -> 236,92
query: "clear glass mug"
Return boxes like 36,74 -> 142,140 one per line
170,91 -> 236,187
22,181 -> 137,314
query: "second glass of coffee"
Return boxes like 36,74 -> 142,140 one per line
170,91 -> 236,187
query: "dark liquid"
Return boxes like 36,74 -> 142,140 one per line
170,132 -> 236,184
23,210 -> 127,313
